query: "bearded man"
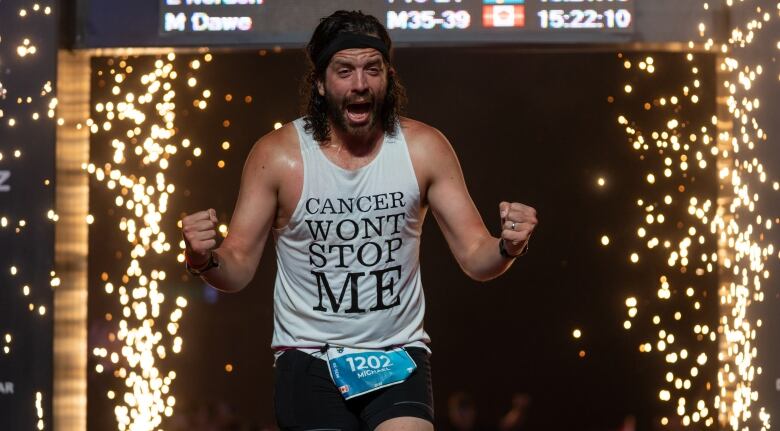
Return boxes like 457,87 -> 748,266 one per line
181,10 -> 537,431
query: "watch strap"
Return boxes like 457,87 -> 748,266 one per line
499,238 -> 527,259
186,251 -> 219,276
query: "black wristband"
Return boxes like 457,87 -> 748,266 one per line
186,251 -> 219,276
499,238 -> 527,259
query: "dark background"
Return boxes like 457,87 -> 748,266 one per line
87,48 -> 719,431
0,0 -> 57,429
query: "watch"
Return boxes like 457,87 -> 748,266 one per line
499,238 -> 528,259
185,251 -> 219,276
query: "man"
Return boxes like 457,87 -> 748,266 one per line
181,10 -> 537,431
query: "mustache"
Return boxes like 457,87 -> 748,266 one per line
344,96 -> 375,106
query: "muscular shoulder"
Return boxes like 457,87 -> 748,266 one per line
400,117 -> 459,177
400,117 -> 449,149
243,122 -> 301,184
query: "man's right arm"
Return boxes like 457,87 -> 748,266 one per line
182,134 -> 280,292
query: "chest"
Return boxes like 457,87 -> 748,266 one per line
274,144 -> 428,229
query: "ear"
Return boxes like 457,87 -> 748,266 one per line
316,79 -> 325,97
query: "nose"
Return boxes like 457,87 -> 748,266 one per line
352,70 -> 369,93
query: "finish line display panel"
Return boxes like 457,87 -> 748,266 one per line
77,0 -> 636,48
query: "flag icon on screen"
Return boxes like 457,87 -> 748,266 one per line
483,5 -> 525,28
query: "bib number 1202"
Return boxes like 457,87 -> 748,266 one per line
345,354 -> 392,372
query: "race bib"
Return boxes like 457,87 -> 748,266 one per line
326,347 -> 417,400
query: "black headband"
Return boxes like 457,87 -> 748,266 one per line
315,33 -> 390,71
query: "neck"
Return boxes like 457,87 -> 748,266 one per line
327,122 -> 384,156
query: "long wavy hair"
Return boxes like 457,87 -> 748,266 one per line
302,10 -> 407,143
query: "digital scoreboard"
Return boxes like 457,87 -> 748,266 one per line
76,0 -> 636,48
160,0 -> 634,45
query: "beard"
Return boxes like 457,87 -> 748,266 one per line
324,87 -> 386,139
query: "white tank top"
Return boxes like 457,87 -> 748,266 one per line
270,118 -> 430,351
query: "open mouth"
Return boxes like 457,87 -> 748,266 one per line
345,102 -> 372,124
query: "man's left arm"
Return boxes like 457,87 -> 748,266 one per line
421,128 -> 537,282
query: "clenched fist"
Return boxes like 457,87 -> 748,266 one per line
182,208 -> 219,266
499,201 -> 537,256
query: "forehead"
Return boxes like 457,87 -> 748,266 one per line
329,48 -> 383,64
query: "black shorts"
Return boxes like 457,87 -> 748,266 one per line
273,347 -> 434,431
